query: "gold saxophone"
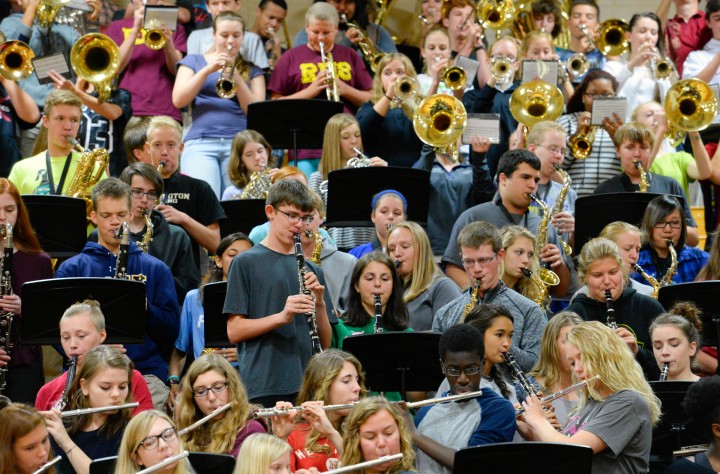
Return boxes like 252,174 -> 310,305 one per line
632,263 -> 660,299
530,194 -> 561,292
549,165 -> 573,255
521,268 -> 549,308
309,231 -> 323,266
137,209 -> 153,253
662,240 -> 678,287
636,161 -> 650,192
462,280 -> 480,322
65,137 -> 109,222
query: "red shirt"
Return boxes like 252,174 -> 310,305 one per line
35,368 -> 153,414
667,10 -> 712,77
288,424 -> 341,472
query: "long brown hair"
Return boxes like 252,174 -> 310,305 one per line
0,179 -> 43,253
0,403 -> 55,474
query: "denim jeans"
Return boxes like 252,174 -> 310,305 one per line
181,137 -> 233,199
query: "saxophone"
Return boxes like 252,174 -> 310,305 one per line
521,268 -> 549,308
308,230 -> 323,266
549,165 -> 573,255
529,194 -> 561,293
632,263 -> 660,299
636,161 -> 649,192
65,137 -> 109,221
461,280 -> 480,322
239,166 -> 272,199
0,224 -> 13,396
661,240 -> 678,287
137,209 -> 153,253
293,233 -> 323,355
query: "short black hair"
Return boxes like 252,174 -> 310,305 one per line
266,179 -> 314,212
569,0 -> 599,17
496,149 -> 541,178
707,0 -> 720,15
439,324 -> 485,361
259,0 -> 287,10
682,375 -> 720,439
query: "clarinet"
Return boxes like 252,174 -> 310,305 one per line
503,351 -> 539,397
659,362 -> 670,381
0,223 -> 14,396
114,222 -> 130,279
57,355 -> 78,410
604,289 -> 618,329
293,234 -> 323,355
373,294 -> 383,333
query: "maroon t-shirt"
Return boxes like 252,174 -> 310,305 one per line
667,11 -> 712,77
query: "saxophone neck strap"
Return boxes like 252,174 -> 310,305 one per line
45,150 -> 74,196
494,195 -> 529,227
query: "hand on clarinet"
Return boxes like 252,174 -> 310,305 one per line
0,348 -> 9,367
280,294 -> 315,324
0,294 -> 21,315
614,326 -> 639,354
303,271 -> 325,307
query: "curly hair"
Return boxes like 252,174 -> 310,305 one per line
174,354 -> 259,455
340,397 -> 415,473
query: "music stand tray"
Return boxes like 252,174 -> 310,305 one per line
649,381 -> 708,458
658,281 -> 720,373
342,332 -> 442,400
219,199 -> 267,238
23,194 -> 87,258
574,193 -> 685,254
325,167 -> 430,228
21,278 -> 146,345
188,452 -> 236,474
204,281 -> 232,348
453,442 -> 593,473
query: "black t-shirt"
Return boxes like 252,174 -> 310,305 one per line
0,83 -> 39,176
163,171 -> 226,266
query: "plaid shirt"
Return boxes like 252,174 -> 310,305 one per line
631,245 -> 708,286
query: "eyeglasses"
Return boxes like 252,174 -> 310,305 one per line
192,381 -> 229,398
654,220 -> 682,229
274,207 -> 314,224
461,253 -> 497,268
137,427 -> 177,451
131,189 -> 160,201
441,362 -> 481,377
537,144 -> 566,156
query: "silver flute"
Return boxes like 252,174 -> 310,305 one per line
61,402 -> 139,417
515,375 -> 601,416
178,403 -> 231,436
32,456 -> 62,474
253,391 -> 483,418
137,451 -> 189,474
329,453 -> 403,473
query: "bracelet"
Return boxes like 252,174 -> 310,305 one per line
66,445 -> 77,455
166,375 -> 180,386
384,94 -> 392,101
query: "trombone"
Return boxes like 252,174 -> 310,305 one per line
0,40 -> 35,81
393,76 -> 418,103
70,33 -> 120,102
562,53 -> 590,78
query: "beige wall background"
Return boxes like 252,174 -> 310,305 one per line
238,0 -> 662,46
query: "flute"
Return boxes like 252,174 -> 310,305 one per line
137,451 -> 189,474
659,362 -> 670,381
178,403 -> 232,436
32,456 -> 62,474
329,454 -> 403,473
61,402 -> 139,417
515,375 -> 601,416
253,391 -> 483,418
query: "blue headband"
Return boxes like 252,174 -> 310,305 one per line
372,189 -> 408,211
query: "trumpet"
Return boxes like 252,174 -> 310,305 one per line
442,65 -> 466,91
650,55 -> 675,80
563,53 -> 590,77
0,40 -> 35,81
61,402 -> 139,417
178,403 -> 231,436
137,451 -> 189,474
596,20 -> 630,56
319,41 -> 340,102
578,23 -> 597,51
253,390 -> 483,418
515,375 -> 601,416
489,56 -> 514,87
143,9 -> 167,51
216,44 -> 238,99
659,362 -> 670,381
32,456 -> 62,474
393,76 -> 418,103
71,33 -> 120,102
568,125 -> 597,159
330,454 -> 403,474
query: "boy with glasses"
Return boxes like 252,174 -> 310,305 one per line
412,324 -> 515,474
434,221 -> 546,371
224,179 -> 335,406
594,122 -> 698,245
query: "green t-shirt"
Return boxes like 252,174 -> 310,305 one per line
649,151 -> 695,196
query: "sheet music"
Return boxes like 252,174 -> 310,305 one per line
143,6 -> 179,31
455,55 -> 480,89
463,113 -> 501,144
521,60 -> 558,85
591,97 -> 627,125
33,53 -> 72,85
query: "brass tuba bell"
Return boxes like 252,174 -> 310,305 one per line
664,78 -> 718,134
509,80 -> 564,130
70,33 -> 120,102
596,20 -> 630,56
413,94 -> 467,162
0,40 -> 35,81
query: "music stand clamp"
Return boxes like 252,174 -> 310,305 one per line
658,281 -> 720,375
21,278 -> 147,345
247,100 -> 343,166
342,332 -> 442,401
23,195 -> 87,258
204,281 -> 232,348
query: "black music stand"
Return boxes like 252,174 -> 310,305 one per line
649,381 -> 707,460
219,199 -> 267,237
342,332 -> 442,400
574,193 -> 685,254
453,442 -> 593,473
188,452 -> 236,474
325,167 -> 431,228
23,195 -> 87,258
204,281 -> 232,348
658,281 -> 720,374
20,278 -> 146,345
89,456 -> 116,474
247,100 -> 343,166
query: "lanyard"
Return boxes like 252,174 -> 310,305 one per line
495,197 -> 529,227
45,151 -> 74,195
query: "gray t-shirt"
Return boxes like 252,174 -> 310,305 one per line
405,276 -> 461,331
223,244 -> 335,399
562,390 -> 652,474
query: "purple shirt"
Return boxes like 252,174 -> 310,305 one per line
106,18 -> 187,121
